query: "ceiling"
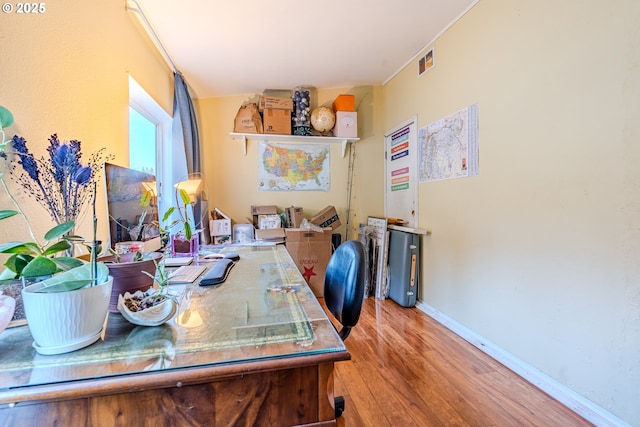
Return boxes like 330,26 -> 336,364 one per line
130,0 -> 477,99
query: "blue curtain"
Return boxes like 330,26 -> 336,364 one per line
172,72 -> 210,243
173,72 -> 200,174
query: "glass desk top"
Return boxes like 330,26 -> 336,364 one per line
0,245 -> 346,391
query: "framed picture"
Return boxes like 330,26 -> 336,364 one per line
418,47 -> 435,77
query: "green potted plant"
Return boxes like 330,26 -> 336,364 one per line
0,105 -> 113,354
0,106 -> 83,325
144,180 -> 200,256
9,184 -> 113,355
0,218 -> 88,326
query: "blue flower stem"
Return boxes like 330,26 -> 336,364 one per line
35,178 -> 60,224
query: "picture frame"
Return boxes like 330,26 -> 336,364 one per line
418,47 -> 435,77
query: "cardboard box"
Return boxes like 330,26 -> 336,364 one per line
251,205 -> 278,227
258,95 -> 293,111
258,95 -> 293,135
233,103 -> 263,134
210,208 -> 231,244
333,111 -> 357,138
263,108 -> 292,135
285,228 -> 332,297
258,214 -> 281,229
255,228 -> 286,241
285,206 -> 304,228
309,205 -> 341,230
210,220 -> 231,244
332,94 -> 355,112
210,218 -> 231,236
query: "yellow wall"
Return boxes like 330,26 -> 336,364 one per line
2,0 -> 637,424
384,0 -> 639,424
195,85 -> 385,241
0,2 -> 173,245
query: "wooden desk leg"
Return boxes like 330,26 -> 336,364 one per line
319,362 -> 336,423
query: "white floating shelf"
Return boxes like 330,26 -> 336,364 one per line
387,224 -> 431,235
230,132 -> 359,158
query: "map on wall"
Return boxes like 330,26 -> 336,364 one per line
258,142 -> 330,191
418,104 -> 479,182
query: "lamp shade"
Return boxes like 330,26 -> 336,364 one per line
141,180 -> 157,195
174,178 -> 202,203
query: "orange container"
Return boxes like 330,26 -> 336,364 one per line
332,94 -> 355,112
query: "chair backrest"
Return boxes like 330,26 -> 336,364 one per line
323,240 -> 366,340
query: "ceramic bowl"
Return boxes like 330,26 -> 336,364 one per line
117,290 -> 177,327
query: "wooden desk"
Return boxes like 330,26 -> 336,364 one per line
0,245 -> 349,426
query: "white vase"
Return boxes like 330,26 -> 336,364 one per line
21,277 -> 113,355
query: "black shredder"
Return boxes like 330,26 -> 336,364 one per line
387,229 -> 420,307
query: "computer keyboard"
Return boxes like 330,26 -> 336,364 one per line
168,265 -> 207,284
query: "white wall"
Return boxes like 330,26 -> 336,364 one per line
383,0 -> 640,424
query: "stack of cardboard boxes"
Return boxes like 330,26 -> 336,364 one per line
249,204 -> 341,297
332,94 -> 357,138
285,205 -> 341,297
251,205 -> 285,241
232,95 -> 294,135
233,92 -> 358,138
259,96 -> 293,135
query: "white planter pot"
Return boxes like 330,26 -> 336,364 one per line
22,277 -> 113,355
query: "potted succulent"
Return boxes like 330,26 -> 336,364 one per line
0,105 -> 113,354
117,259 -> 178,326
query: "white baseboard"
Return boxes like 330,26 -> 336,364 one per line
415,301 -> 630,427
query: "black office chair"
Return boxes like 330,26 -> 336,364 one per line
323,239 -> 366,417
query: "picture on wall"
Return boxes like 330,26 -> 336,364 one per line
418,48 -> 434,76
257,142 -> 330,191
418,103 -> 479,182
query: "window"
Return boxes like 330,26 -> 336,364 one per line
128,75 -> 171,214
128,106 -> 157,175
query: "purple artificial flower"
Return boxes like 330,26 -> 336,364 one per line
4,133 -> 113,225
66,139 -> 82,174
11,136 -> 39,181
74,166 -> 92,185
53,144 -> 69,168
51,143 -> 69,182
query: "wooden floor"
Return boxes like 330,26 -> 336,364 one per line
331,298 -> 592,427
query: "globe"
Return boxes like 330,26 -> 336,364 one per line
310,106 -> 336,133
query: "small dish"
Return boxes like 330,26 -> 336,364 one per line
32,330 -> 102,355
117,290 -> 178,327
